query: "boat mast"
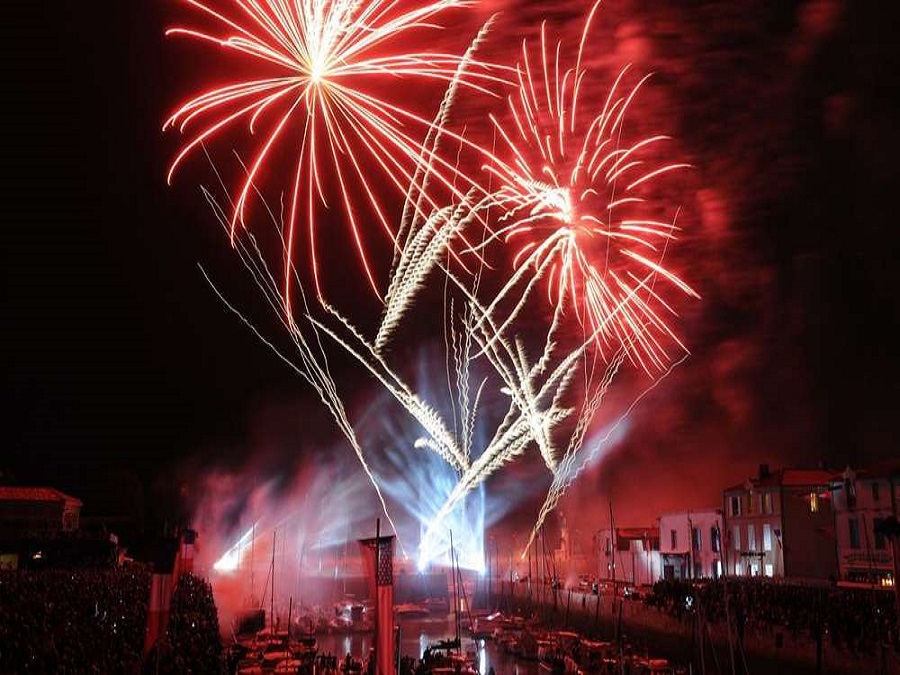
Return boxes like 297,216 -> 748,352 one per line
271,529 -> 276,632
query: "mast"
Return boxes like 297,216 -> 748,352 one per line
449,529 -> 460,647
250,521 -> 256,606
375,518 -> 381,666
271,530 -> 276,632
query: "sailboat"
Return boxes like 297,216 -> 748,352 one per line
419,532 -> 478,675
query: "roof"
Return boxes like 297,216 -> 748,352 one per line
0,486 -> 82,507
615,527 -> 659,541
725,468 -> 833,493
829,460 -> 900,483
659,508 -> 723,519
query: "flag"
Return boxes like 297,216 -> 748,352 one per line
359,535 -> 395,675
143,536 -> 182,656
180,529 -> 197,574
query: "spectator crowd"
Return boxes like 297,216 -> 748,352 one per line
0,565 -> 152,672
648,577 -> 899,654
0,565 -> 223,673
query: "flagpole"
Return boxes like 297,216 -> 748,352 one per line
375,518 -> 381,671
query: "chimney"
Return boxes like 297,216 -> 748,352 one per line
759,464 -> 770,480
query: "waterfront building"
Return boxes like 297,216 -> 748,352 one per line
829,462 -> 900,586
0,486 -> 82,536
722,465 -> 837,580
596,526 -> 660,587
658,509 -> 725,580
554,511 -> 591,581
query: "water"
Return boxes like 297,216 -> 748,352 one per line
313,615 -> 544,674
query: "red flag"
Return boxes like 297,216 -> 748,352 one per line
143,573 -> 175,655
359,536 -> 395,675
143,536 -> 183,656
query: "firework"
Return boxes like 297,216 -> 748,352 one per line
174,1 -> 699,570
476,10 -> 698,373
165,0 -> 500,310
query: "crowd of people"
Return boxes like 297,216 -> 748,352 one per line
145,573 -> 223,673
648,577 -> 899,654
0,565 -> 223,673
0,565 -> 152,672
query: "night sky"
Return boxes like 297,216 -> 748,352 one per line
4,1 -> 899,532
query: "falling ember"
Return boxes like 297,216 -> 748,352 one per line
480,8 -> 698,373
164,0 -> 500,310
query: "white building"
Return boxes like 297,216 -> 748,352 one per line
658,509 -> 725,580
596,527 -> 660,587
723,465 -> 837,580
830,463 -> 900,586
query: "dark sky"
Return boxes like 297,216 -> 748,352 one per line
4,1 -> 899,527
5,2 -> 296,489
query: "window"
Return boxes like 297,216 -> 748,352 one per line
711,527 -> 721,553
732,526 -> 741,551
762,492 -> 773,514
809,492 -> 819,513
849,518 -> 861,549
874,518 -> 886,550
747,525 -> 757,551
734,561 -> 742,576
763,524 -> 773,552
670,529 -> 677,551
845,479 -> 856,509
694,562 -> 703,579
747,494 -> 754,515
692,527 -> 701,551
715,560 -> 723,579
765,563 -> 774,577
872,482 -> 880,503
730,496 -> 742,517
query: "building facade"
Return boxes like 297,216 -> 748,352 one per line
658,509 -> 725,580
723,465 -> 837,580
0,486 -> 82,536
596,527 -> 660,587
830,464 -> 900,586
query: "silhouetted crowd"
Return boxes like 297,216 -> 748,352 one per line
0,566 -> 224,673
648,578 -> 899,654
145,573 -> 223,674
0,565 -> 152,672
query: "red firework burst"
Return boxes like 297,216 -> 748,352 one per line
482,4 -> 698,372
165,0 -> 498,309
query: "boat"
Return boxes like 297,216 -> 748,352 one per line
394,602 -> 430,618
419,638 -> 477,675
422,596 -> 450,614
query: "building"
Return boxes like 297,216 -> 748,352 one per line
0,486 -> 82,536
723,465 -> 837,580
0,487 -> 108,569
596,526 -> 660,587
829,463 -> 900,586
553,511 -> 591,580
658,509 -> 725,581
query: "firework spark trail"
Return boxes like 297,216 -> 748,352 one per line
525,351 -> 690,554
374,194 -> 483,352
199,185 -> 406,553
473,3 -> 698,372
394,14 -> 499,270
165,0 -> 505,311
173,0 -> 698,571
